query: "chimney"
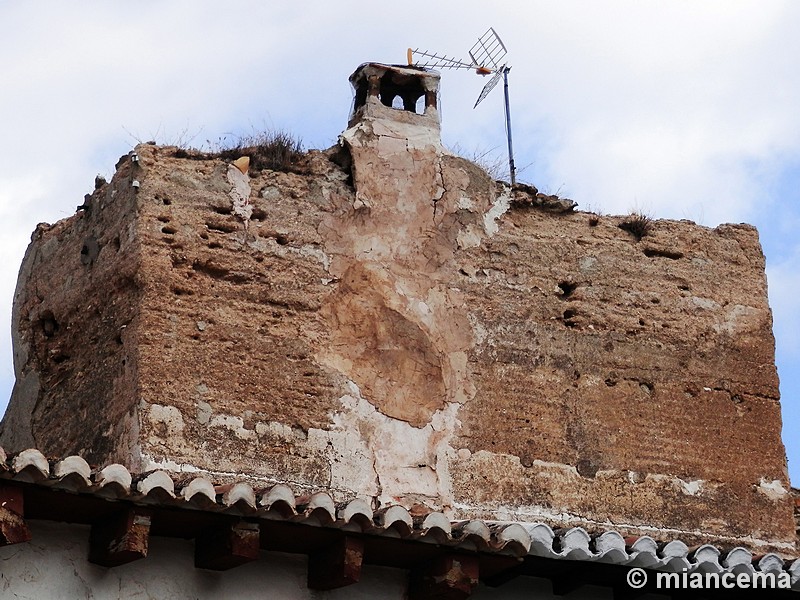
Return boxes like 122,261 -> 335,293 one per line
347,63 -> 440,131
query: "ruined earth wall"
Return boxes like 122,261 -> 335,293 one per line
0,97 -> 793,549
0,157 -> 144,465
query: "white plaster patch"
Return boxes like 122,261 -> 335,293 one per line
456,195 -> 474,210
714,304 -> 760,335
377,135 -> 407,156
691,296 -> 720,310
148,404 -> 185,437
260,185 -> 280,200
196,401 -> 211,425
366,119 -> 443,151
254,421 -> 294,443
306,423 -> 377,496
313,386 -> 465,510
757,478 -> 789,501
579,256 -> 598,273
293,244 -> 331,272
644,474 -> 712,497
483,187 -> 511,236
627,471 -> 641,484
139,453 -> 204,474
676,478 -> 704,496
227,165 -> 252,223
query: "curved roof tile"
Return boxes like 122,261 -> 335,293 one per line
0,445 -> 797,587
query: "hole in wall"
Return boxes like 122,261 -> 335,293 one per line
51,353 -> 69,364
192,260 -> 229,280
80,237 -> 100,266
161,226 -> 177,235
644,248 -> 683,260
576,459 -> 599,478
39,311 -> 59,338
558,281 -> 577,298
352,77 -> 368,113
206,221 -> 238,234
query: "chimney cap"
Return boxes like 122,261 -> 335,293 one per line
348,63 -> 440,128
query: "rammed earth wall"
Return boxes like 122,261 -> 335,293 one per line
1,64 -> 793,551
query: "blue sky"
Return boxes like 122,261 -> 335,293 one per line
0,1 -> 798,482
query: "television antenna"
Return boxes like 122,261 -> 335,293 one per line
408,28 -> 517,185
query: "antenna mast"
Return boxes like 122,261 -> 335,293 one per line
503,67 -> 516,186
409,28 -> 517,185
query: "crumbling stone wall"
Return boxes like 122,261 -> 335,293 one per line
1,92 -> 793,551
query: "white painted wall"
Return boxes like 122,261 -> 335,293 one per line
0,521 -> 664,599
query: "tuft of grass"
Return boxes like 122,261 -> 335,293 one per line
448,143 -> 508,181
213,130 -> 304,173
618,211 -> 652,241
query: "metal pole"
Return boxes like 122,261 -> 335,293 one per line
503,66 -> 516,186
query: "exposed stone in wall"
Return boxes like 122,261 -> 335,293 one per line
0,72 -> 794,551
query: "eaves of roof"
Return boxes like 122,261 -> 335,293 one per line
2,447 -> 799,597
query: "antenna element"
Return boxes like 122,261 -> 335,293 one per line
408,28 -> 517,185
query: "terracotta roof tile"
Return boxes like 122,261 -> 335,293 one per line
1,445 -> 798,590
